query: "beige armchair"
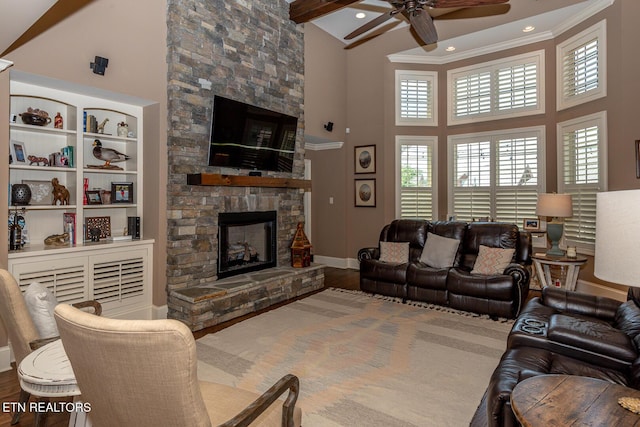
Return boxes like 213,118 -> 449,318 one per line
0,268 -> 101,425
54,303 -> 302,427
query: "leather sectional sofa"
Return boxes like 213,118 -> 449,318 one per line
357,219 -> 532,319
483,286 -> 640,427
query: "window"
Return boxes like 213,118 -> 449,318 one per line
448,127 -> 545,223
557,112 -> 607,253
448,50 -> 545,125
396,136 -> 437,219
557,20 -> 606,110
395,70 -> 437,126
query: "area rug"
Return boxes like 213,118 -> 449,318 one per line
196,288 -> 511,426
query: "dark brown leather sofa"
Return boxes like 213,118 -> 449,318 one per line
358,219 -> 532,319
483,286 -> 640,427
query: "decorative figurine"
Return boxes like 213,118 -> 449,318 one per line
54,112 -> 63,129
51,178 -> 70,205
97,118 -> 109,134
117,122 -> 128,137
44,233 -> 69,246
90,139 -> 130,170
27,155 -> 50,166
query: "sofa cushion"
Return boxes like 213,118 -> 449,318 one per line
379,241 -> 409,264
471,245 -> 515,275
548,314 -> 637,363
615,300 -> 640,338
23,282 -> 59,339
419,232 -> 460,268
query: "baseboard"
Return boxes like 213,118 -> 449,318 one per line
0,345 -> 12,373
153,304 -> 168,319
575,279 -> 627,302
313,256 -> 360,270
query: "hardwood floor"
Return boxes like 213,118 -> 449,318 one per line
0,267 -> 360,426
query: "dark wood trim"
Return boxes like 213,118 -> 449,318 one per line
187,173 -> 311,190
289,0 -> 360,24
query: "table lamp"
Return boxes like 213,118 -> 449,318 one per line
536,193 -> 573,256
594,189 -> 640,412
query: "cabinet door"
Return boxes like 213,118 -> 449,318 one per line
11,258 -> 89,304
88,249 -> 149,309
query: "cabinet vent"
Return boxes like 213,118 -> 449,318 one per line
17,265 -> 87,304
92,257 -> 145,303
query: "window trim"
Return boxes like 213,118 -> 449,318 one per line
557,111 -> 608,255
395,135 -> 438,219
447,50 -> 545,125
447,126 -> 546,221
556,19 -> 607,111
395,70 -> 438,127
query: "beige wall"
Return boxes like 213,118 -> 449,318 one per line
1,0 -> 168,347
306,1 -> 640,293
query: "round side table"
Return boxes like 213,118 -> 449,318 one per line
531,253 -> 587,291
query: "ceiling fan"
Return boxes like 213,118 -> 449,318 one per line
290,0 -> 511,46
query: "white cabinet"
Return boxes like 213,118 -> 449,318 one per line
8,240 -> 154,319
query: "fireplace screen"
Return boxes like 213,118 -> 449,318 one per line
218,211 -> 277,278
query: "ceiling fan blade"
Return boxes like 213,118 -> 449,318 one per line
403,9 -> 438,45
432,0 -> 509,7
345,12 -> 394,40
289,0 -> 360,24
435,4 -> 510,20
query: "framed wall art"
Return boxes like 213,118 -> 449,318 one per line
354,145 -> 376,174
111,182 -> 133,204
636,139 -> 640,179
355,179 -> 376,207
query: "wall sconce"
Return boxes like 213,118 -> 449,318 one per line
324,122 -> 334,132
90,56 -> 109,75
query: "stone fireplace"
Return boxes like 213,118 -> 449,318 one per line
218,211 -> 277,279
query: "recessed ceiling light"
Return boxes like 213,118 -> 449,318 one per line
356,12 -> 366,19
523,26 -> 535,33
445,46 -> 456,52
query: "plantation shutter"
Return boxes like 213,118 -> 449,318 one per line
494,136 -> 539,223
400,143 -> 433,219
452,141 -> 491,221
560,123 -> 601,249
400,78 -> 432,120
454,72 -> 491,118
496,62 -> 538,111
562,38 -> 599,99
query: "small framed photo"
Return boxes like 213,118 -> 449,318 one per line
111,182 -> 133,204
355,179 -> 376,207
10,140 -> 27,164
523,218 -> 540,231
85,190 -> 102,205
354,145 -> 376,174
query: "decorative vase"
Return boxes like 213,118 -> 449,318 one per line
11,184 -> 32,206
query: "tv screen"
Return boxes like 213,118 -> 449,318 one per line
208,96 -> 298,172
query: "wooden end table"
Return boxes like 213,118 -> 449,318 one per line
511,375 -> 640,426
531,253 -> 587,291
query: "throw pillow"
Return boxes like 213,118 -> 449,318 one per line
419,232 -> 460,269
23,282 -> 59,339
470,245 -> 515,275
615,300 -> 640,338
379,241 -> 410,264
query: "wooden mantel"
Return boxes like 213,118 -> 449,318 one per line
187,173 -> 311,190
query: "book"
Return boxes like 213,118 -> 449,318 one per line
63,212 -> 76,244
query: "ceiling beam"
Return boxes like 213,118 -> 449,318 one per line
289,0 -> 361,24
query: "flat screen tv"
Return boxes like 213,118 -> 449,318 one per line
208,96 -> 298,172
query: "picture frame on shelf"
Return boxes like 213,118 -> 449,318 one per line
111,182 -> 133,204
355,179 -> 376,207
354,145 -> 376,174
22,180 -> 52,206
523,218 -> 540,231
85,190 -> 102,205
85,216 -> 111,241
10,140 -> 27,164
99,189 -> 111,204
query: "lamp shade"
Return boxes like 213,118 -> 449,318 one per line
594,190 -> 640,288
536,193 -> 573,218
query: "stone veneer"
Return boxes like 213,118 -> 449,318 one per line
165,1 -> 319,328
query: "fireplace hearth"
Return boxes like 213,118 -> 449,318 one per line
218,211 -> 277,279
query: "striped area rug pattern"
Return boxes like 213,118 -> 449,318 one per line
196,288 -> 511,426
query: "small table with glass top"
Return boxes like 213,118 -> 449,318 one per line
531,253 -> 587,291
